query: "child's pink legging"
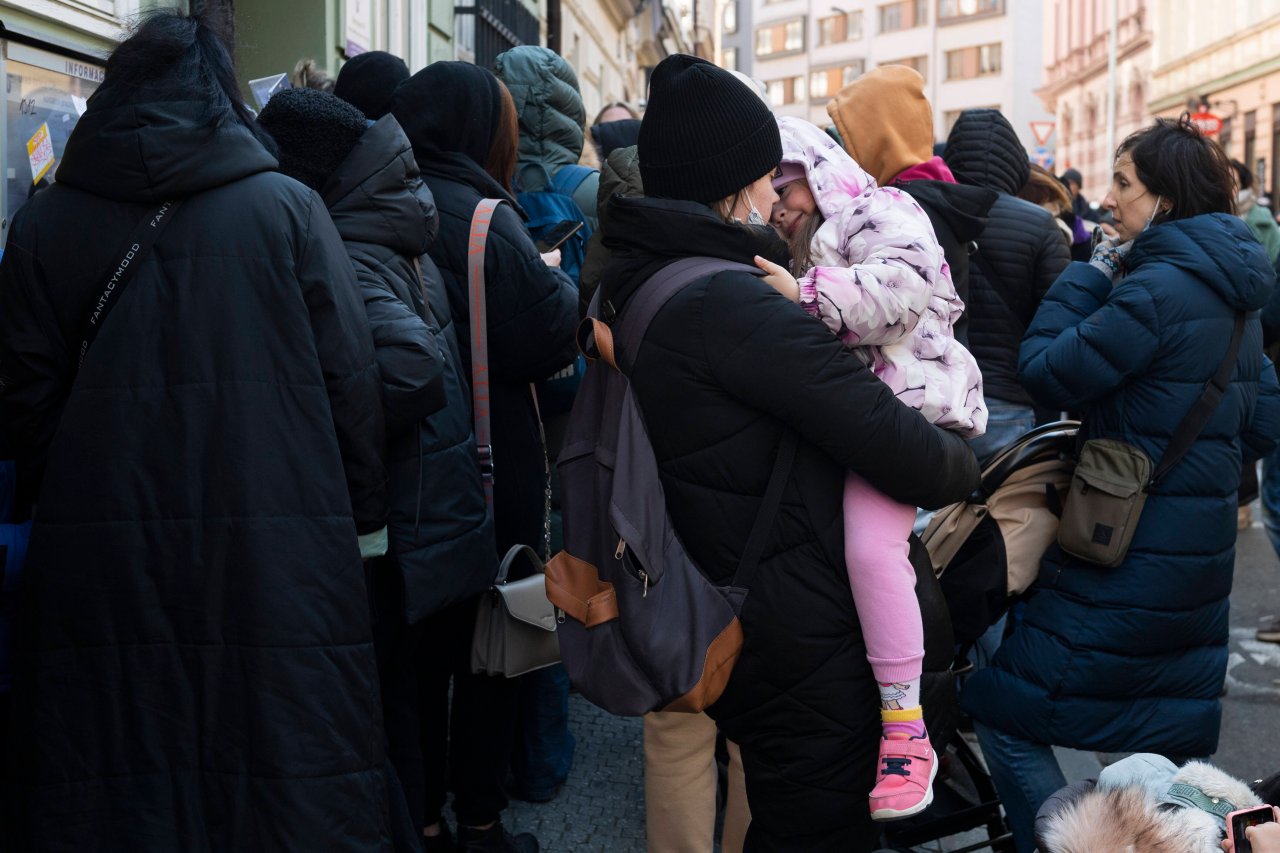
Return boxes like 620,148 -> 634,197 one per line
844,471 -> 923,687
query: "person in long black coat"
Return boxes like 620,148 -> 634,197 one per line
259,87 -> 503,838
391,62 -> 577,853
0,10 -> 408,851
605,54 -> 979,852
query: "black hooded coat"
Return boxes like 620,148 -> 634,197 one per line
392,64 -> 578,560
944,109 -> 1071,407
0,96 -> 401,850
322,114 -> 496,621
600,195 -> 979,850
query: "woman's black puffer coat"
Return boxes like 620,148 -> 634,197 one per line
0,99 -> 399,850
944,109 -> 1071,407
322,115 -> 497,621
392,66 -> 578,559
600,196 -> 980,852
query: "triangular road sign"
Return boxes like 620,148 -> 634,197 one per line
1030,121 -> 1056,146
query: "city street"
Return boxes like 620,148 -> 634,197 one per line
505,510 -> 1280,852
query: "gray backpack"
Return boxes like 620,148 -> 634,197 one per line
544,257 -> 797,716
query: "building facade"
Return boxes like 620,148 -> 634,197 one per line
1149,1 -> 1280,203
1038,0 -> 1152,204
737,0 -> 1052,152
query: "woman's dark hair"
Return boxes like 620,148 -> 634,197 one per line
1115,115 -> 1235,223
486,80 -> 519,194
90,6 -> 274,152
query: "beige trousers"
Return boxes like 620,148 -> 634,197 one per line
643,710 -> 751,853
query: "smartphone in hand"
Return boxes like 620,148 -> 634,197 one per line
536,220 -> 584,254
1228,805 -> 1277,853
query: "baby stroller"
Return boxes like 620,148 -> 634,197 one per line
876,421 -> 1080,852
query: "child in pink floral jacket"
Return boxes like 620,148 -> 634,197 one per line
758,116 -> 986,822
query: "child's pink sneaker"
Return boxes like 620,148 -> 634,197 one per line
869,732 -> 938,821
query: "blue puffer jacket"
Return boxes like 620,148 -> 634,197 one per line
962,213 -> 1280,757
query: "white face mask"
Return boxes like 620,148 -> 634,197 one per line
1143,195 -> 1163,232
744,196 -> 766,226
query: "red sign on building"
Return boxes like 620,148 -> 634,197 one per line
1189,112 -> 1224,136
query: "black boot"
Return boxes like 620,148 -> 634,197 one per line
456,821 -> 538,853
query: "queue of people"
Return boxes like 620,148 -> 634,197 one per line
0,6 -> 1278,853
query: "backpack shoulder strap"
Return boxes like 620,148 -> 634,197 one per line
551,164 -> 594,198
612,256 -> 761,373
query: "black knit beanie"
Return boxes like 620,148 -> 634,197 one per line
333,51 -> 410,120
257,87 -> 369,192
639,54 -> 780,205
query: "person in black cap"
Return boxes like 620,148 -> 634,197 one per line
334,50 -> 410,120
596,53 -> 978,851
1060,166 -> 1099,223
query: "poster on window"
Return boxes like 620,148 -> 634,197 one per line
26,123 -> 54,185
5,45 -> 102,241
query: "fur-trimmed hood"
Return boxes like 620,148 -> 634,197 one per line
1038,757 -> 1262,853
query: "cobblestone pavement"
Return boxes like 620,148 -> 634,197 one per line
506,697 -> 646,852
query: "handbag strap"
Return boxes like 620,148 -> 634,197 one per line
1149,311 -> 1245,487
495,543 -> 545,585
732,430 -> 799,589
78,198 -> 183,369
467,199 -> 506,510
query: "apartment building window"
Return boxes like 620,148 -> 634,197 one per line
723,1 -> 738,35
938,0 -> 1003,23
945,43 -> 1002,80
818,10 -> 863,46
881,55 -> 928,82
878,0 -> 927,33
723,47 -> 739,71
1221,116 -> 1233,154
766,75 -> 807,107
755,17 -> 806,58
809,61 -> 865,100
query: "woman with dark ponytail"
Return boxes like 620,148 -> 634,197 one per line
0,9 -> 408,850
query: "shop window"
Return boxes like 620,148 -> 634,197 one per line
5,43 -> 103,240
722,47 -> 738,71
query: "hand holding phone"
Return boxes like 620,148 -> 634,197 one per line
536,220 -> 584,254
1226,805 -> 1280,853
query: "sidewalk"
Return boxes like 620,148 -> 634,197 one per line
506,696 -> 646,851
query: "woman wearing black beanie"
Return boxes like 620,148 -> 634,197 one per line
596,54 -> 979,851
390,62 -> 578,853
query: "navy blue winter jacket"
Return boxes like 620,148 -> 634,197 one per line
962,213 -> 1280,757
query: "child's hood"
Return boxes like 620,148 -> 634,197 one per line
777,116 -> 875,221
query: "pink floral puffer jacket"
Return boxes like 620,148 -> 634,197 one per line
779,116 -> 987,437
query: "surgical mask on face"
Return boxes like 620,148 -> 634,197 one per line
1143,195 -> 1163,231
745,196 -> 766,226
